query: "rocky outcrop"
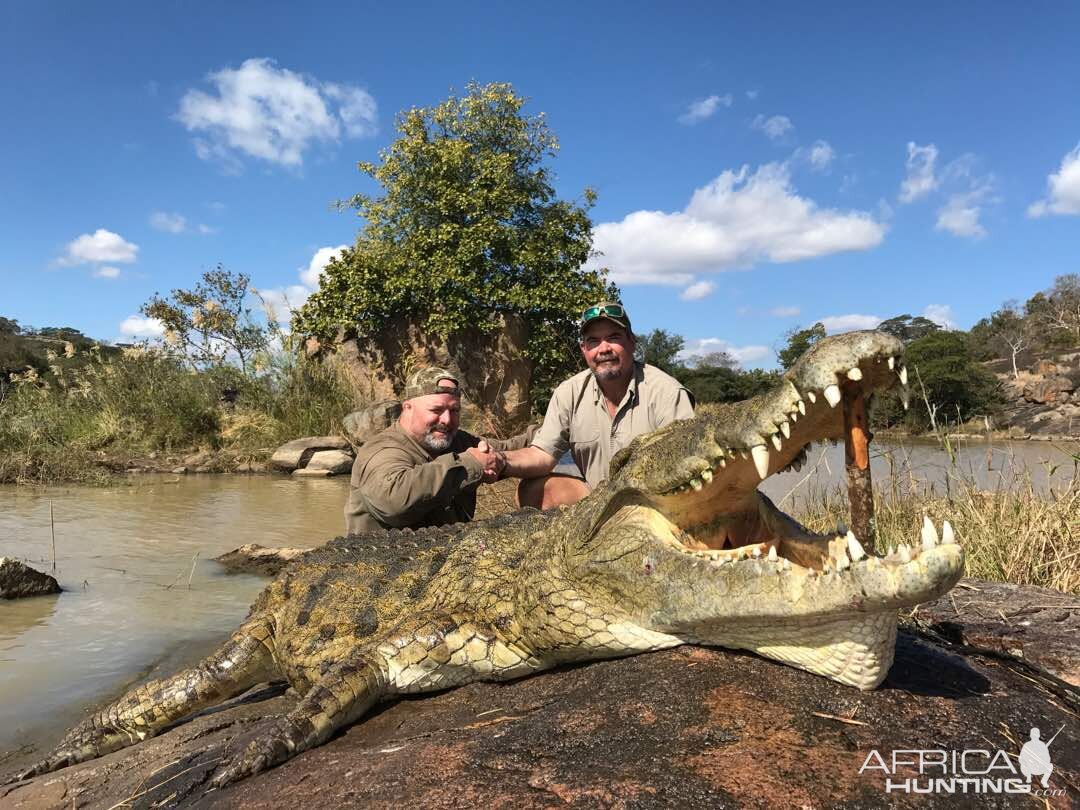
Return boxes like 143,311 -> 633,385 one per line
269,437 -> 354,475
1022,375 -> 1075,405
214,544 -> 310,577
3,596 -> 1076,808
313,314 -> 533,435
991,347 -> 1080,438
0,558 -> 61,599
341,400 -> 401,445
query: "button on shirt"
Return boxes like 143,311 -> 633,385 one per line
530,362 -> 695,488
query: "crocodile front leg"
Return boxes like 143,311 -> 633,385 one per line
6,617 -> 278,784
210,653 -> 388,789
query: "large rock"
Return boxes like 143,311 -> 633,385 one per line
331,314 -> 533,435
303,449 -> 354,475
269,436 -> 352,473
1022,376 -> 1075,404
2,581 -> 1077,808
214,544 -> 310,576
342,400 -> 401,444
0,558 -> 61,599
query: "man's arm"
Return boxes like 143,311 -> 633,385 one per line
356,447 -> 487,529
501,445 -> 558,478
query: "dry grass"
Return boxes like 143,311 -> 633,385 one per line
793,464 -> 1079,595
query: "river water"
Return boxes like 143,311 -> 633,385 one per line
1,438 -> 1077,759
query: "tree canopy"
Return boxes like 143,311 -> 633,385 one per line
635,329 -> 684,373
293,82 -> 614,405
877,314 -> 941,344
777,322 -> 826,370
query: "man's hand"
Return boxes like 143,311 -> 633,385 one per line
466,440 -> 506,483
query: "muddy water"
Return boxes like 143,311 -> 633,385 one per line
0,474 -> 349,758
0,438 -> 1076,761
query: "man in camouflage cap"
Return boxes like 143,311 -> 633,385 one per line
344,366 -> 535,534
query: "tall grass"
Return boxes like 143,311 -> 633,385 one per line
791,454 -> 1079,594
0,344 -> 363,485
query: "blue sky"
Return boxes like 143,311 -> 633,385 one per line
2,2 -> 1078,368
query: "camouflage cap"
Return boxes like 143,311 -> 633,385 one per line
403,367 -> 461,400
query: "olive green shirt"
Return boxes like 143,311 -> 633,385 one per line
344,423 -> 534,535
531,362 -> 695,488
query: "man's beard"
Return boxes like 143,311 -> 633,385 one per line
420,427 -> 455,453
591,353 -> 625,382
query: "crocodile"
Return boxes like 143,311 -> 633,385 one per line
6,330 -> 964,792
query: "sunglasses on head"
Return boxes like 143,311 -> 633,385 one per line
581,303 -> 626,322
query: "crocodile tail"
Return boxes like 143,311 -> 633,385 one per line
5,617 -> 279,785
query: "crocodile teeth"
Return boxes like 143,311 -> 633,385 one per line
847,367 -> 863,381
899,366 -> 908,386
845,531 -> 865,561
779,421 -> 791,439
751,445 -> 770,479
836,552 -> 850,571
781,557 -> 791,570
771,433 -> 783,451
718,458 -> 726,468
941,520 -> 956,545
797,399 -> 806,415
751,546 -> 762,558
739,449 -> 749,460
898,544 -> 912,563
807,391 -> 817,404
767,546 -> 778,562
690,477 -> 703,491
790,411 -> 798,423
700,469 -> 713,483
921,516 -> 938,550
888,356 -> 896,370
824,384 -> 842,408
900,388 -> 910,410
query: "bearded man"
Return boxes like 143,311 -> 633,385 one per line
344,367 -> 534,534
502,301 -> 694,509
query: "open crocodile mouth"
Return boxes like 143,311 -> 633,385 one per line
637,349 -> 958,576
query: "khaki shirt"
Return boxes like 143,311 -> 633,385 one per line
345,423 -> 533,535
531,362 -> 694,488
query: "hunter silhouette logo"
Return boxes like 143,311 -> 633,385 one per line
859,723 -> 1067,796
1019,726 -> 1062,789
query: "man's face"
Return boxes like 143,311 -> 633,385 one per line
401,387 -> 461,453
580,320 -> 635,383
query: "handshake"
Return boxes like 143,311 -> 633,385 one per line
465,440 -> 508,484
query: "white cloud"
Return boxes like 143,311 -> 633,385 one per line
770,305 -> 800,317
751,114 -> 793,141
679,337 -> 771,368
119,315 -> 165,338
1027,143 -> 1080,218
898,142 -> 940,203
922,304 -> 956,329
588,162 -> 886,286
820,314 -> 882,333
746,89 -> 759,100
149,211 -> 187,233
94,266 -> 121,280
680,280 -> 715,300
197,223 -> 218,235
176,58 -> 377,169
807,140 -> 835,171
935,165 -> 995,239
300,244 -> 348,287
256,245 -> 350,326
678,94 -> 732,125
58,229 -> 139,265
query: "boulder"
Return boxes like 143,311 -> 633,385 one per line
291,468 -> 331,478
214,544 -> 310,576
0,558 -> 61,599
342,400 -> 401,445
269,437 -> 352,473
303,450 -> 354,475
1030,359 -> 1059,375
1022,375 -> 1075,404
2,580 -> 1077,808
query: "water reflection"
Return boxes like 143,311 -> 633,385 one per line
0,594 -> 58,648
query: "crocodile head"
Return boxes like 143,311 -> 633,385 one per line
563,330 -> 964,690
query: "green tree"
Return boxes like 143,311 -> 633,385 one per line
777,322 -> 826,370
141,266 -> 268,374
675,365 -> 781,404
635,329 -> 684,373
293,82 -> 613,408
877,314 -> 941,344
876,330 -> 1002,430
0,317 -> 20,336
